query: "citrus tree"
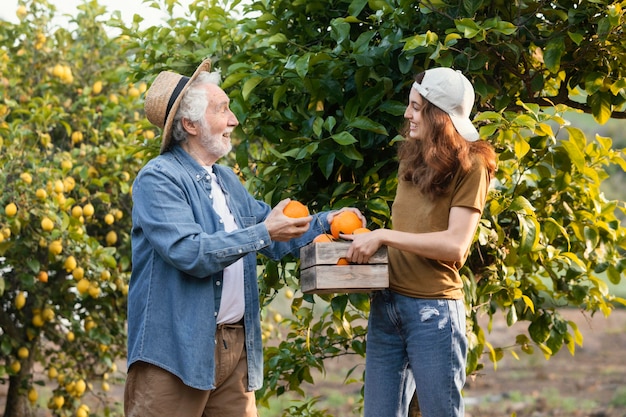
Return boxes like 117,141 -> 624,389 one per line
122,0 -> 626,415
0,1 -> 148,416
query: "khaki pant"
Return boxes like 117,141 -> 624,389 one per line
124,324 -> 257,417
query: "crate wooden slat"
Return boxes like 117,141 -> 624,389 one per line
300,241 -> 388,294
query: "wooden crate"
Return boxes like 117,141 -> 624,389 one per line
299,241 -> 388,294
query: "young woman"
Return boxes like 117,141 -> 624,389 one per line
344,67 -> 497,417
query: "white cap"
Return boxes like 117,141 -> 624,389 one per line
412,68 -> 479,142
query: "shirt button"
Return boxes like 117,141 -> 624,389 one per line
259,239 -> 265,245
219,219 -> 224,223
214,312 -> 218,317
216,281 -> 221,286
238,249 -> 243,253
196,174 -> 201,180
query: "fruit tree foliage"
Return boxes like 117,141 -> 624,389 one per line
122,0 -> 626,414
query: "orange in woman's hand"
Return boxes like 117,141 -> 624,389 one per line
330,211 -> 363,239
352,227 -> 371,234
283,200 -> 310,218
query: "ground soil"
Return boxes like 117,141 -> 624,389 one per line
463,308 -> 626,417
2,308 -> 625,417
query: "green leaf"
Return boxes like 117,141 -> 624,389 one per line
331,131 -> 358,145
347,116 -> 388,135
544,37 -> 565,73
242,75 -> 263,100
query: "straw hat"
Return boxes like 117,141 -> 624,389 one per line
144,58 -> 212,153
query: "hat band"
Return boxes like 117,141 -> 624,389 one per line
165,76 -> 190,122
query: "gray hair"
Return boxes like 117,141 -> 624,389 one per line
171,71 -> 222,143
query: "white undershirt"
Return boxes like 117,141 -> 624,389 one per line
204,166 -> 244,324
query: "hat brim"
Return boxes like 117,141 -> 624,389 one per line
160,59 -> 212,153
449,115 -> 479,142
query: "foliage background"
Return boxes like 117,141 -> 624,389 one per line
1,0 -> 625,416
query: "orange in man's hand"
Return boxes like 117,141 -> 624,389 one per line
283,200 -> 310,218
330,211 -> 363,239
313,233 -> 334,243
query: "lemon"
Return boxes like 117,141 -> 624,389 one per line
10,361 -> 21,373
20,172 -> 33,184
64,255 -> 77,272
52,395 -> 64,409
76,279 -> 90,295
105,230 -> 117,246
16,5 -> 27,20
74,379 -> 86,396
36,188 -> 47,199
71,205 -> 83,218
73,266 -> 85,280
83,203 -> 95,217
102,381 -> 110,392
127,86 -> 140,98
41,217 -> 54,232
61,160 -> 73,171
49,239 -> 63,255
104,213 -> 114,225
28,388 -> 38,404
92,80 -> 103,94
15,292 -> 26,310
66,331 -> 75,342
100,270 -> 111,281
42,307 -> 55,322
71,131 -> 83,144
53,179 -> 64,193
48,367 -> 59,379
32,313 -> 44,327
5,202 -> 17,217
17,347 -> 29,359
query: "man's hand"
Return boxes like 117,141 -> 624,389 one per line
264,199 -> 313,241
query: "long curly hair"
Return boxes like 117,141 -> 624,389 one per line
398,73 -> 496,198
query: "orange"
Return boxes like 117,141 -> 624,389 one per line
336,258 -> 350,265
353,227 -> 371,234
283,200 -> 310,218
313,233 -> 334,243
330,211 -> 363,239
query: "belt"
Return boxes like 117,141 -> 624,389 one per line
217,318 -> 244,329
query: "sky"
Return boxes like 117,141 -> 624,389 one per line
1,0 -> 185,27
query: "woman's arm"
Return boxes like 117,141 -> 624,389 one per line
343,206 -> 481,264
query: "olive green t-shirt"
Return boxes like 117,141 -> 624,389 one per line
388,158 -> 490,299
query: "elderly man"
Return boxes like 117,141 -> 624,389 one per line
123,59 -> 363,417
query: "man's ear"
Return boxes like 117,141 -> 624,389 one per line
181,118 -> 199,136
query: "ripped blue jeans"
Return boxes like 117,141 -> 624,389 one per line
363,290 -> 467,417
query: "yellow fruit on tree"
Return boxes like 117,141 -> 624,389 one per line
71,205 -> 83,218
104,213 -> 115,225
64,255 -> 77,272
49,239 -> 63,255
41,217 -> 54,232
20,172 -> 33,184
32,313 -> 44,327
66,331 -> 75,342
36,188 -> 47,199
88,284 -> 101,298
15,292 -> 26,309
83,203 -> 95,217
71,131 -> 83,144
53,179 -> 64,193
28,388 -> 38,404
42,307 -> 55,322
2,227 -> 10,238
61,160 -> 73,171
92,80 -> 103,94
9,361 -> 21,374
52,395 -> 64,409
17,347 -> 29,359
73,266 -> 85,280
5,202 -> 17,217
102,381 -> 110,392
47,367 -> 59,379
105,230 -> 117,246
16,5 -> 27,20
76,407 -> 88,417
100,270 -> 111,281
74,379 -> 86,396
76,278 -> 90,295
128,86 -> 140,98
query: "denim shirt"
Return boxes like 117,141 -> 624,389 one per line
127,145 -> 330,391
